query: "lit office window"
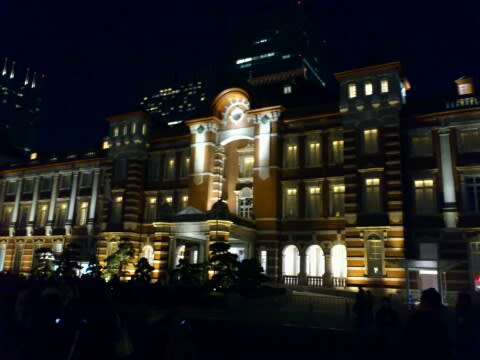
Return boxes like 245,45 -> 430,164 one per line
364,81 -> 373,96
123,125 -> 128,136
142,123 -> 147,135
381,79 -> 389,93
237,187 -> 253,219
306,140 -> 321,166
77,202 -> 89,226
306,185 -> 322,218
113,127 -> 119,137
348,83 -> 357,98
283,85 -> 292,94
331,140 -> 344,164
330,183 -> 345,217
284,187 -> 298,218
464,176 -> 480,213
410,133 -> 432,157
284,142 -> 298,168
365,178 -> 381,212
363,129 -> 378,154
180,194 -> 189,211
131,122 -> 136,135
414,179 -> 435,214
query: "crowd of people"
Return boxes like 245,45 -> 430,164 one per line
352,286 -> 479,360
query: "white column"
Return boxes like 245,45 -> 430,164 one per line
87,169 -> 100,235
65,172 -> 79,235
298,248 -> 307,285
439,130 -> 458,227
168,236 -> 177,271
26,177 -> 40,236
10,178 -> 23,236
323,251 -> 333,287
46,175 -> 59,236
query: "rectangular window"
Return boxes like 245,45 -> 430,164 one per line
77,201 -> 89,226
18,205 -> 30,228
54,203 -> 68,227
410,133 -> 432,157
365,177 -> 381,212
363,129 -> 378,154
36,203 -> 48,228
239,156 -> 254,178
284,142 -> 298,168
260,250 -> 267,273
23,179 -> 34,194
1,206 -> 13,226
306,185 -> 322,218
471,242 -> 480,291
6,181 -> 17,195
364,81 -> 373,96
414,179 -> 436,214
238,196 -> 253,219
142,123 -> 147,135
164,155 -> 176,181
180,154 -> 190,178
80,172 -> 92,188
131,122 -> 136,134
331,140 -> 344,164
53,241 -> 63,254
148,156 -> 161,182
114,158 -> 127,182
464,176 -> 480,213
164,195 -> 173,207
348,83 -> 357,98
283,85 -> 292,94
381,79 -> 389,93
111,196 -> 123,223
40,177 -> 52,192
113,127 -> 119,137
284,187 -> 298,218
330,183 -> 345,217
123,125 -> 128,136
459,129 -> 480,153
12,244 -> 23,274
367,238 -> 384,277
144,197 -> 157,222
306,140 -> 321,167
59,174 -> 72,190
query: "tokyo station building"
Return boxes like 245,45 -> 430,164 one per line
0,61 -> 479,301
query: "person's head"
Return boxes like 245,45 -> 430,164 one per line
420,288 -> 442,310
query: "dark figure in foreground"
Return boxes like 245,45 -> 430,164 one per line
402,288 -> 452,360
455,292 -> 476,359
352,286 -> 366,329
375,296 -> 400,354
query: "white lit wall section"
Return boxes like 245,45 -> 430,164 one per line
364,81 -> 373,96
282,245 -> 300,276
192,125 -> 206,185
348,83 -> 357,98
258,115 -> 271,180
175,245 -> 186,266
381,79 -> 389,93
142,245 -> 154,265
260,250 -> 267,273
439,132 -> 456,204
331,244 -> 347,278
306,245 -> 325,277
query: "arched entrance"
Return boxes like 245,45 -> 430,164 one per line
306,245 -> 325,277
282,244 -> 300,285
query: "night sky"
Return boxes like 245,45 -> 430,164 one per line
2,1 -> 479,152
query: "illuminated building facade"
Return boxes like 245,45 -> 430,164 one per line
0,62 -> 479,300
0,57 -> 42,154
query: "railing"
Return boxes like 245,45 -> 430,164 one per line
332,277 -> 347,288
283,275 -> 298,286
307,276 -> 323,287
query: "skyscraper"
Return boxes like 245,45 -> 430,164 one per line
0,57 -> 42,154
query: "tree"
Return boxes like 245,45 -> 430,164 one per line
131,257 -> 154,283
82,256 -> 103,279
172,259 -> 205,286
208,242 -> 239,290
31,247 -> 55,279
55,243 -> 82,278
103,241 -> 134,282
236,258 -> 269,291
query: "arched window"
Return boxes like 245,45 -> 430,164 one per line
306,245 -> 325,277
282,245 -> 300,276
142,245 -> 154,266
332,244 -> 347,278
366,234 -> 384,277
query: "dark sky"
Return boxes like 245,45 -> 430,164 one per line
2,0 -> 479,152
